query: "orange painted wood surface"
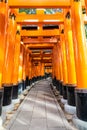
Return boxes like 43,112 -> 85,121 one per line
60,26 -> 68,85
21,29 -> 59,37
71,0 -> 87,89
8,0 -> 70,8
2,14 -> 16,84
0,2 -> 8,87
18,44 -> 24,82
12,25 -> 21,84
64,9 -> 76,85
16,13 -> 64,25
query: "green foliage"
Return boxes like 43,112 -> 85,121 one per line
19,9 -> 36,14
45,9 -> 62,14
19,8 -> 62,14
85,24 -> 87,39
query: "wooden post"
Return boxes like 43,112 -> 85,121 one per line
60,25 -> 68,99
52,45 -> 58,87
0,0 -> 8,114
18,44 -> 24,94
64,9 -> 77,106
28,56 -> 32,85
12,24 -> 21,99
25,49 -> 30,87
71,0 -> 87,121
2,12 -> 16,106
56,44 -> 60,90
22,46 -> 27,90
85,0 -> 87,14
58,42 -> 63,95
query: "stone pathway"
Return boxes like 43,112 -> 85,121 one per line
6,79 -> 75,130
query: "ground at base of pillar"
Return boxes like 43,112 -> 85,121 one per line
18,94 -> 25,102
64,103 -> 76,115
35,81 -> 39,84
2,104 -> 14,123
0,117 -> 6,130
26,83 -> 33,91
0,126 -> 6,130
12,99 -> 20,105
5,79 -> 76,130
32,83 -> 35,86
52,85 -> 56,90
22,89 -> 28,96
61,98 -> 67,105
0,116 -> 3,126
73,115 -> 87,130
26,86 -> 31,91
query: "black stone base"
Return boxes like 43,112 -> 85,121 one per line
26,76 -> 29,87
12,84 -> 18,99
52,77 -> 56,86
41,76 -> 44,80
62,85 -> 67,99
75,89 -> 87,121
0,88 -> 3,116
67,85 -> 76,106
45,73 -> 51,78
59,81 -> 63,95
23,80 -> 26,90
3,84 -> 13,106
56,80 -> 60,91
36,76 -> 39,81
30,79 -> 32,85
32,77 -> 34,83
18,81 -> 23,95
28,79 -> 30,86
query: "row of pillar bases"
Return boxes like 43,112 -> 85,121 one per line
0,75 -> 48,125
52,78 -> 87,122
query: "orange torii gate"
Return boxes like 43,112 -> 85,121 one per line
16,13 -> 64,25
8,0 -> 70,8
0,0 -> 87,128
22,37 -> 57,44
21,29 -> 59,37
26,43 -> 54,49
85,0 -> 87,14
8,0 -> 85,8
30,53 -> 52,58
8,0 -> 87,122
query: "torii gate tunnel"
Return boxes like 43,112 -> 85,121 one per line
0,0 -> 87,125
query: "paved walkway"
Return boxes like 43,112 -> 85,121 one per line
6,79 -> 75,130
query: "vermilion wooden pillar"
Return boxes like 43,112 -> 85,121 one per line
38,62 -> 42,80
18,44 -> 24,94
32,62 -> 36,82
52,44 -> 61,90
52,48 -> 55,82
71,0 -> 87,121
22,46 -> 27,90
12,25 -> 21,99
41,62 -> 44,78
37,62 -> 41,80
60,25 -> 68,99
58,42 -> 63,95
52,45 -> 57,86
2,12 -> 16,106
31,62 -> 34,82
25,49 -> 30,87
85,0 -> 87,14
64,10 -> 77,107
28,56 -> 32,85
0,0 -> 8,114
35,63 -> 38,80
56,44 -> 61,90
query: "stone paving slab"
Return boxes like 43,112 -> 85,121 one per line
5,79 -> 76,130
